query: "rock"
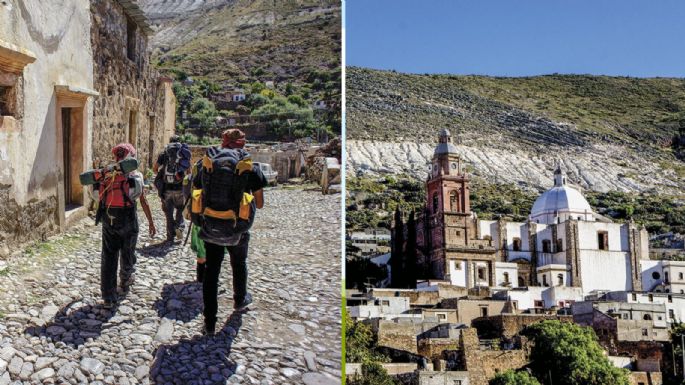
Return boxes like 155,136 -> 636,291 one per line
41,304 -> 60,320
288,323 -> 306,335
281,368 -> 301,378
0,372 -> 10,385
154,318 -> 174,343
0,346 -> 16,361
304,351 -> 318,371
8,356 -> 23,376
31,367 -> 55,381
35,357 -> 58,370
80,357 -> 105,375
135,365 -> 149,379
302,372 -> 339,385
19,362 -> 34,380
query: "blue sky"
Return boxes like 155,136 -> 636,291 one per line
345,0 -> 685,77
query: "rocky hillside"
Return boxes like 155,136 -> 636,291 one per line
139,0 -> 341,85
347,67 -> 685,194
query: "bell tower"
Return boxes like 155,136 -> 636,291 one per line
426,129 -> 470,217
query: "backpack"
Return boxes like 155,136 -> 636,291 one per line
163,142 -> 191,185
95,171 -> 144,226
193,146 -> 256,246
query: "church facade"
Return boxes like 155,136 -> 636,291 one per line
393,129 -> 683,309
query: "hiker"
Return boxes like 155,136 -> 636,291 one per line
154,135 -> 192,242
191,128 -> 267,335
95,143 -> 156,308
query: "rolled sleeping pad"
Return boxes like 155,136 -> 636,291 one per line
79,158 -> 139,185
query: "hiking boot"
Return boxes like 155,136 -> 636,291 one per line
234,293 -> 253,311
202,318 -> 216,336
103,299 -> 117,309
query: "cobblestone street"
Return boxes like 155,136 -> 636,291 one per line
0,188 -> 341,385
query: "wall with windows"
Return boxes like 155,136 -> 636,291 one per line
0,0 -> 95,250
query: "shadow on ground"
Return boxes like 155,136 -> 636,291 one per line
154,281 -> 203,322
150,311 -> 244,384
138,241 -> 177,258
25,299 -> 126,347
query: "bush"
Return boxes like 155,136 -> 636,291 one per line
490,370 -> 541,385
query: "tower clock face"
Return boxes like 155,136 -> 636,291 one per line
450,162 -> 457,170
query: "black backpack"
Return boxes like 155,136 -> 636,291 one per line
195,146 -> 256,246
163,142 -> 191,185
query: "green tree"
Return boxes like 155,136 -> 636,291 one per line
523,320 -> 630,385
250,81 -> 266,94
188,97 -> 218,133
490,370 -> 541,385
345,313 -> 389,363
348,362 -> 396,385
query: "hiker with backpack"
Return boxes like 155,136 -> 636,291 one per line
94,143 -> 156,308
190,128 -> 267,335
154,135 -> 192,242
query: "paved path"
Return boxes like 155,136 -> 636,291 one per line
0,188 -> 341,385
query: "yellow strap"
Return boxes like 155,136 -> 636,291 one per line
191,189 -> 203,214
202,155 -> 213,172
239,193 -> 254,220
203,207 -> 237,220
236,159 -> 253,175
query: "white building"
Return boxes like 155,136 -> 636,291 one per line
350,228 -> 391,255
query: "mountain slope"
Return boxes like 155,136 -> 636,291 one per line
346,67 -> 685,194
140,0 -> 341,85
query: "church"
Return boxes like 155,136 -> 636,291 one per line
391,129 -> 683,308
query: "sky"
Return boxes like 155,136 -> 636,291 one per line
345,0 -> 685,77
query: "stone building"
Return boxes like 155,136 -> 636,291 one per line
392,129 -> 654,308
0,0 -> 175,252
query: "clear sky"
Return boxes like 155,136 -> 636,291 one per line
345,0 -> 685,77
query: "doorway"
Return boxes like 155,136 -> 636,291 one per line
61,107 -> 84,210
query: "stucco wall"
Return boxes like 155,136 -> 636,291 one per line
0,0 -> 95,248
580,250 -> 632,293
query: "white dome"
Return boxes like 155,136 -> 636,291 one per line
529,171 -> 594,224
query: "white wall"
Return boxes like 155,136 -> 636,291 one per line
448,260 -> 467,287
494,262 -> 518,288
0,0 -> 94,204
505,222 -> 529,251
640,260 -> 662,292
577,222 -> 626,251
580,250 -> 631,294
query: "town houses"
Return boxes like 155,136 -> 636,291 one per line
347,128 -> 681,385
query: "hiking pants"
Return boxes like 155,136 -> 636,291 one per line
100,211 -> 139,302
162,188 -> 185,240
203,233 -> 249,323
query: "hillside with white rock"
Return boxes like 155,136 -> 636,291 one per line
346,67 -> 685,195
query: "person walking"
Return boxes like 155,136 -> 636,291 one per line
193,128 -> 267,335
154,135 -> 191,242
95,143 -> 156,308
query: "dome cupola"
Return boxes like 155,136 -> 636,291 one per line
529,168 -> 594,224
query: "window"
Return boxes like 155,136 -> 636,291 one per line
477,267 -> 486,281
542,275 -> 548,287
438,313 -> 446,320
480,307 -> 488,317
648,294 -> 654,302
670,309 -> 675,320
556,239 -> 563,252
432,192 -> 439,213
557,273 -> 564,286
449,190 -> 458,212
666,272 -> 670,283
503,272 -> 510,284
643,314 -> 652,321
597,231 -> 609,250
652,272 -> 661,280
642,329 -> 648,337
512,238 -> 521,251
542,240 -> 551,253
126,17 -> 137,61
0,85 -> 14,116
680,272 -> 684,280
669,295 -> 673,303
454,261 -> 461,270
632,293 -> 637,301
381,300 -> 389,306
534,300 -> 543,308
518,277 -> 525,287
453,381 -> 462,385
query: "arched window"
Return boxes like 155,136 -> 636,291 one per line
643,314 -> 652,321
557,274 -> 564,286
518,277 -> 525,287
503,272 -> 510,284
449,190 -> 458,212
512,238 -> 521,251
432,192 -> 439,213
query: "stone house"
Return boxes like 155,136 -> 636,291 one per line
572,301 -> 670,342
0,0 -> 175,251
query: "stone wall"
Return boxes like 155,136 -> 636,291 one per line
459,328 -> 529,385
472,314 -> 573,340
630,371 -> 662,385
90,0 -> 171,173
